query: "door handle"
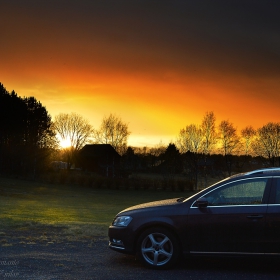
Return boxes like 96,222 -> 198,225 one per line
246,215 -> 264,219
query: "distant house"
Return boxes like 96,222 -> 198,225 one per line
50,161 -> 68,170
77,144 -> 121,177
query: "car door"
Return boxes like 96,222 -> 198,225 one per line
187,177 -> 271,254
265,176 -> 280,254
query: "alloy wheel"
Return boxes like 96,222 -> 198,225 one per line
141,232 -> 173,266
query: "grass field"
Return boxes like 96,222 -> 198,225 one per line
0,176 -> 195,241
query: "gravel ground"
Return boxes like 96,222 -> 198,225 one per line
1,231 -> 280,280
1,238 -> 125,280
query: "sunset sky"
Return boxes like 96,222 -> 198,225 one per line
1,1 -> 280,147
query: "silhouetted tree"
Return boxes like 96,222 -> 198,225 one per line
0,83 -> 55,175
53,112 -> 93,169
201,111 -> 217,187
147,142 -> 166,169
218,120 -> 240,176
93,113 -> 130,155
22,97 -> 55,176
177,124 -> 203,153
23,97 -> 53,147
241,126 -> 256,156
239,126 -> 256,170
176,124 -> 203,190
201,111 -> 217,155
161,143 -> 181,189
252,122 -> 280,167
121,147 -> 142,175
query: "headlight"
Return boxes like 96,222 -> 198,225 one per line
112,216 -> 132,227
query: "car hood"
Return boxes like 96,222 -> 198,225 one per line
118,198 -> 181,214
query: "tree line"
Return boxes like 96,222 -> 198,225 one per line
0,83 -> 130,176
0,83 -> 54,175
0,83 -> 279,184
171,111 -> 280,188
176,112 -> 280,171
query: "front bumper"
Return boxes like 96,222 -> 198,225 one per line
108,225 -> 135,254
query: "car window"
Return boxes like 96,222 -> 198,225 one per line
275,179 -> 280,204
202,178 -> 268,206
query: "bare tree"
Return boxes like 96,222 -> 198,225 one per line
176,124 -> 203,154
53,112 -> 94,169
148,142 -> 166,168
241,126 -> 256,156
150,142 -> 166,158
201,111 -> 217,155
177,112 -> 216,155
218,120 -> 240,176
201,111 -> 217,186
176,124 -> 203,190
252,122 -> 280,166
93,113 -> 130,155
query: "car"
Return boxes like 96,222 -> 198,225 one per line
108,167 -> 280,269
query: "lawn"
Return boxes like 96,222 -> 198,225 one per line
0,177 -> 194,240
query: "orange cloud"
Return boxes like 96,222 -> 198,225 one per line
1,1 -> 280,146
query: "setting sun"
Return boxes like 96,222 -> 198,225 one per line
58,136 -> 72,149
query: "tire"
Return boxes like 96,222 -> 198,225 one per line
137,227 -> 179,269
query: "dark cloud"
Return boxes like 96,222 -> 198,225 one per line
1,0 -> 279,78
1,0 -> 279,141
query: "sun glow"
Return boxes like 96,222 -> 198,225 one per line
58,136 -> 72,149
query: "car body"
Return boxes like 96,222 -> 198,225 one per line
108,168 -> 280,269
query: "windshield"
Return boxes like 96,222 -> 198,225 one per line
182,177 -> 231,202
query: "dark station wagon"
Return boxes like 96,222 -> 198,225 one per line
108,168 -> 280,269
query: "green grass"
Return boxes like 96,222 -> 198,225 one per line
0,177 -> 194,239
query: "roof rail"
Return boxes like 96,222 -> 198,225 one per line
245,167 -> 280,175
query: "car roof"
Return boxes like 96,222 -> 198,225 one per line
229,167 -> 280,180
183,168 -> 280,203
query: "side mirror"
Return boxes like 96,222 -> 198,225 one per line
196,197 -> 209,208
